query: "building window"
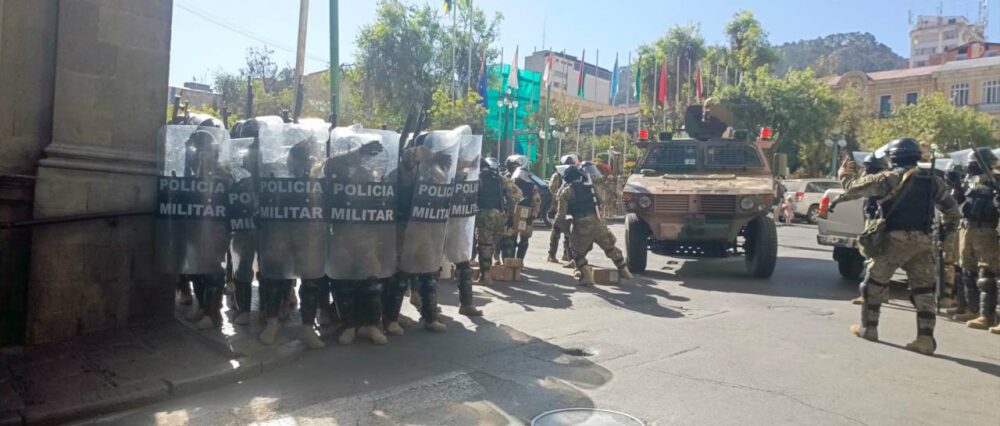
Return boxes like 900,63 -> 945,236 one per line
984,80 -> 1000,105
906,92 -> 919,105
943,30 -> 958,39
951,83 -> 969,106
878,95 -> 892,118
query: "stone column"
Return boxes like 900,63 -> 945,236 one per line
27,0 -> 174,344
0,0 -> 59,346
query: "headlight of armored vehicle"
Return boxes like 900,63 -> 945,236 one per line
638,195 -> 652,209
739,196 -> 755,211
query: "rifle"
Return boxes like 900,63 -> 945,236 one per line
928,146 -> 943,311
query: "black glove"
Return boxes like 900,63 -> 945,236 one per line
360,140 -> 383,156
828,201 -> 837,214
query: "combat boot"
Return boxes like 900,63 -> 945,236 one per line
338,327 -> 356,345
966,315 -> 997,329
233,312 -> 251,325
259,318 -> 280,345
562,260 -> 576,269
561,252 -> 571,262
195,315 -> 215,330
547,254 -> 559,263
424,320 -> 447,332
851,296 -> 863,305
989,324 -> 1000,335
953,311 -> 980,321
938,297 -> 956,310
850,324 -> 878,342
904,336 -> 936,355
385,321 -> 405,336
457,267 -> 482,317
619,266 -> 634,280
578,266 -> 595,286
398,315 -> 416,328
185,308 -> 205,322
299,325 -> 325,349
365,326 -> 388,345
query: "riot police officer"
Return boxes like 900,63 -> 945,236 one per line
957,148 -> 1000,330
548,154 -> 578,263
227,123 -> 265,326
475,157 -> 520,285
505,155 -> 541,260
846,154 -> 888,305
556,165 -> 633,286
837,138 -> 960,355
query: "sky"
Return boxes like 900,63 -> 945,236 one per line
169,0 -> 998,87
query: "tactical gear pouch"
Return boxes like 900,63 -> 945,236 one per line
857,168 -> 918,259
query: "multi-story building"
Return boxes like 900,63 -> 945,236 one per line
827,55 -> 1000,122
524,50 -> 613,110
909,15 -> 985,68
928,41 -> 1000,65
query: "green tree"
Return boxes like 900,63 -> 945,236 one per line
773,32 -> 906,77
635,24 -> 706,118
724,11 -> 777,79
859,93 -> 999,152
428,87 -> 486,133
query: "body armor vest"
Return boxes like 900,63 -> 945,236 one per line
961,175 -> 999,224
478,171 -> 504,211
568,181 -> 598,219
515,177 -> 535,207
880,169 -> 934,233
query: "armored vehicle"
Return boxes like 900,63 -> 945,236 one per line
622,100 -> 783,278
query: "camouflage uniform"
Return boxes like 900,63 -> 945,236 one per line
476,172 -> 520,280
958,172 -> 1000,328
547,171 -> 572,261
838,164 -> 960,352
556,183 -> 628,283
507,171 -> 541,259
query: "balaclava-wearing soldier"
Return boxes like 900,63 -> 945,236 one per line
475,157 -> 521,286
156,125 -> 232,330
324,126 -> 399,345
556,165 -> 633,286
836,138 -> 960,355
397,129 -> 462,332
548,154 -> 579,263
957,148 -> 1000,331
506,155 -> 541,260
256,125 -> 329,349
444,133 -> 485,316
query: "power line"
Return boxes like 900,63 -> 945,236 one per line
175,0 -> 329,65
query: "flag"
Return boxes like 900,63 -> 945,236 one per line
507,46 -> 519,90
657,58 -> 668,106
577,49 -> 586,99
633,53 -> 641,102
609,53 -> 620,104
442,0 -> 453,12
696,67 -> 703,102
542,53 -> 553,87
476,47 -> 487,105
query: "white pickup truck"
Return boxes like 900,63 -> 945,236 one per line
816,188 -> 866,280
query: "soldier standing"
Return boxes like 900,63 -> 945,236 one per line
548,154 -> 578,263
325,126 -> 399,345
556,165 -> 633,286
836,138 -> 960,355
475,157 -> 520,286
957,148 -> 999,331
227,124 -> 266,326
506,155 -> 541,259
443,134 -> 485,316
845,154 -> 888,305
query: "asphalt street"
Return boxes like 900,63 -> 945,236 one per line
83,223 -> 1000,426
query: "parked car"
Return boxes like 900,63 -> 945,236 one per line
816,188 -> 866,280
783,179 -> 842,224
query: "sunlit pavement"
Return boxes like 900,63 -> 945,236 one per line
84,224 -> 999,425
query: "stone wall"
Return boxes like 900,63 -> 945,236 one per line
26,0 -> 174,344
0,0 -> 59,346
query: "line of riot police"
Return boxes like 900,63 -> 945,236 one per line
156,116 -> 502,349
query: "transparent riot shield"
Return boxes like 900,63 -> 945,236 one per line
852,151 -> 872,168
399,126 -> 463,274
256,122 -> 329,280
228,136 -> 259,284
324,125 -> 400,280
155,125 -> 232,275
444,133 -> 483,264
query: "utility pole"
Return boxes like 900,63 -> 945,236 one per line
329,0 -> 340,125
293,0 -> 310,122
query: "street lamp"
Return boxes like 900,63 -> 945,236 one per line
825,137 -> 847,177
497,88 -> 518,158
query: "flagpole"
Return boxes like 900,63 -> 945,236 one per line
543,51 -> 551,176
624,52 -> 630,168
451,2 -> 457,104
635,52 -> 641,138
467,0 -> 474,93
687,56 -> 692,104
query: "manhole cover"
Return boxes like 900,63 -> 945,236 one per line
532,408 -> 644,426
560,347 -> 594,357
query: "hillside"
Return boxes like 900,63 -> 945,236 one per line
773,32 -> 907,77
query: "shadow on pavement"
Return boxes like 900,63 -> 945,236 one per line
876,341 -> 1000,378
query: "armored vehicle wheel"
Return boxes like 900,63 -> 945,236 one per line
745,216 -> 777,278
626,213 -> 649,273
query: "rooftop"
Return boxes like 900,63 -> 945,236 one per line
934,54 -> 1000,73
866,65 -> 940,80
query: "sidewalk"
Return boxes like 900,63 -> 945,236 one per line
0,302 -> 306,425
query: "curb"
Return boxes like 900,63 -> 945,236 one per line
14,323 -> 306,425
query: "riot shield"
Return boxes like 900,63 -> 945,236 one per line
852,151 -> 872,168
444,133 -> 483,264
948,149 -> 974,168
256,122 -> 329,280
155,125 -> 232,274
324,125 -> 400,280
399,126 -> 463,274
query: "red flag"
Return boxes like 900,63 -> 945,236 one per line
696,67 -> 703,102
657,59 -> 668,106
